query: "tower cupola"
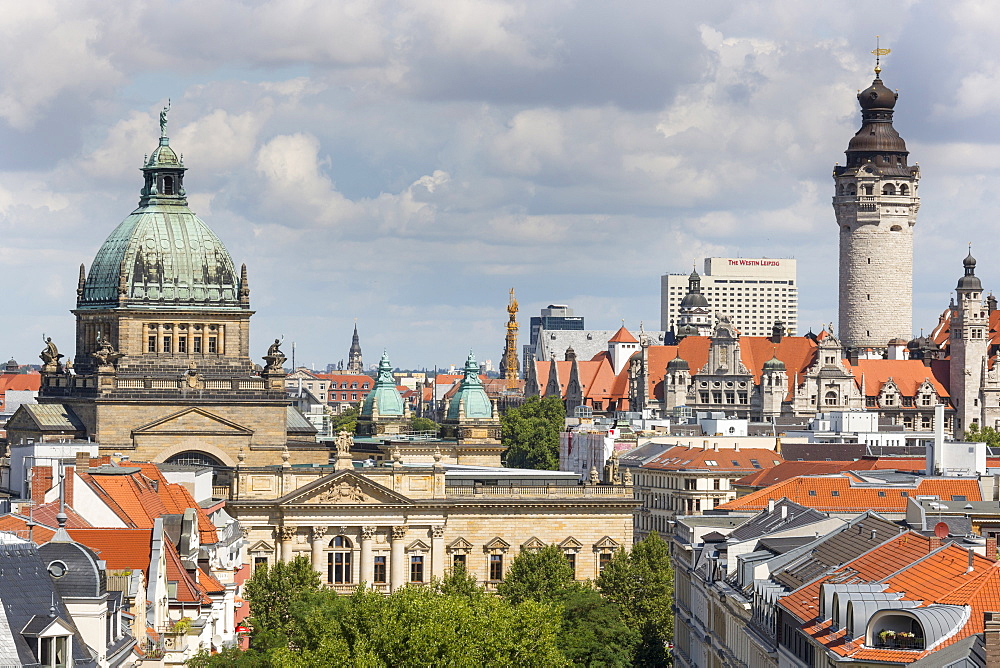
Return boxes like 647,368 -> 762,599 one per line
957,251 -> 982,292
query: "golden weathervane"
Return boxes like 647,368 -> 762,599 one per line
872,35 -> 891,75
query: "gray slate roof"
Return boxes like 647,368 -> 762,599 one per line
534,329 -> 667,362
18,403 -> 86,431
727,499 -> 828,542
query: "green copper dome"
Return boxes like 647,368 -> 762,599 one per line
360,351 -> 404,417
78,123 -> 245,310
446,351 -> 492,420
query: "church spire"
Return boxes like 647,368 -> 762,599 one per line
347,322 -> 363,374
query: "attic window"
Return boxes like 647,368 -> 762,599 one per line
878,491 -> 886,497
831,490 -> 840,496
731,461 -> 739,466
808,490 -> 817,496
952,495 -> 967,502
749,459 -> 761,469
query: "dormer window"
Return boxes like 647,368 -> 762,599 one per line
39,635 -> 70,667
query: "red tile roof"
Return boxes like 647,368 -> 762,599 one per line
716,473 -> 981,513
163,539 -> 209,604
783,538 -> 1000,663
643,446 -> 783,472
847,359 -> 950,398
66,529 -> 153,575
0,372 -> 41,392
734,458 -> 928,489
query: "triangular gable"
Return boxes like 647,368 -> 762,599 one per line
484,537 -> 511,551
247,540 -> 274,553
279,470 -> 412,506
133,407 -> 253,435
594,536 -> 620,550
21,615 -> 75,637
407,539 -> 430,552
559,536 -> 583,550
7,403 -> 85,432
448,537 -> 473,551
521,536 -> 547,551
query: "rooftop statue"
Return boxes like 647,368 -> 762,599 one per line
40,335 -> 64,370
159,99 -> 170,137
263,338 -> 286,373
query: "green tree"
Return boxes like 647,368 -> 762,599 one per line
496,544 -> 575,604
965,422 -> 1000,446
329,406 -> 359,435
558,586 -> 638,667
502,395 -> 566,470
597,533 -> 674,666
434,562 -> 483,599
409,416 -> 440,434
242,555 -> 323,650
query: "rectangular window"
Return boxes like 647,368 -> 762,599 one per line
565,552 -> 576,577
178,336 -> 187,353
208,336 -> 217,353
352,393 -> 358,400
162,336 -> 171,353
193,336 -> 202,353
452,553 -> 467,570
328,551 -> 352,584
489,553 -> 504,581
253,556 -> 268,570
599,552 -> 613,572
342,393 -> 348,400
410,555 -> 424,583
373,556 -> 387,583
40,636 -> 69,668
148,336 -> 156,353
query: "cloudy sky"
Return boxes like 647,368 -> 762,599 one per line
0,1 -> 996,370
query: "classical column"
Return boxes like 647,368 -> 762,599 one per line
431,525 -> 446,580
310,526 -> 328,580
359,526 -> 376,586
389,525 -> 408,592
278,526 -> 296,563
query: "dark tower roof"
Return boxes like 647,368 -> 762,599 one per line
680,269 -> 709,309
835,68 -> 916,179
957,251 -> 982,292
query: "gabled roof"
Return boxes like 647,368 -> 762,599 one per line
608,326 -> 638,344
0,372 -> 40,393
163,539 -> 209,604
10,403 -> 85,431
734,458 -> 927,489
718,474 -> 982,513
66,529 -> 153,576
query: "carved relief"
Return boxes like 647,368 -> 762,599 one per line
391,525 -> 408,541
361,526 -> 377,540
431,525 -> 445,539
278,526 -> 296,541
313,481 -> 369,504
311,526 -> 328,542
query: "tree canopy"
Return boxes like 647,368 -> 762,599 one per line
329,406 -> 359,435
241,555 -> 322,648
501,395 -> 566,470
597,532 -> 674,665
965,422 -> 1000,447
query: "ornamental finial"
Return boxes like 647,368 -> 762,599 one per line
871,36 -> 890,77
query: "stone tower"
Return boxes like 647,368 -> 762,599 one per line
833,65 -> 920,353
949,252 -> 989,436
347,323 -> 363,374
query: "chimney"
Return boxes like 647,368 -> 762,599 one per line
968,548 -> 976,574
703,440 -> 709,451
64,466 -> 74,508
75,451 -> 91,471
713,442 -> 719,452
31,466 -> 53,506
781,505 -> 788,519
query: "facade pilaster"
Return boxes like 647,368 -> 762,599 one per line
431,525 -> 446,580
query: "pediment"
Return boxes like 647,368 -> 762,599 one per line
407,539 -> 430,552
448,537 -> 472,551
484,536 -> 510,551
280,470 -> 412,507
521,536 -> 547,551
559,536 -> 583,550
594,536 -> 620,550
248,540 -> 274,553
133,407 -> 253,436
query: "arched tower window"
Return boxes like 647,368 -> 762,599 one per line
848,184 -> 857,196
162,176 -> 174,195
899,184 -> 909,195
825,391 -> 838,406
882,184 -> 895,195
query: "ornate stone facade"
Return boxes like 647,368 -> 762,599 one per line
227,464 -> 636,591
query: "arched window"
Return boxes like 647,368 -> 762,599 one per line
899,184 -> 909,195
162,176 -> 174,195
825,391 -> 838,406
328,536 -> 353,584
848,184 -> 857,196
882,183 -> 895,195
